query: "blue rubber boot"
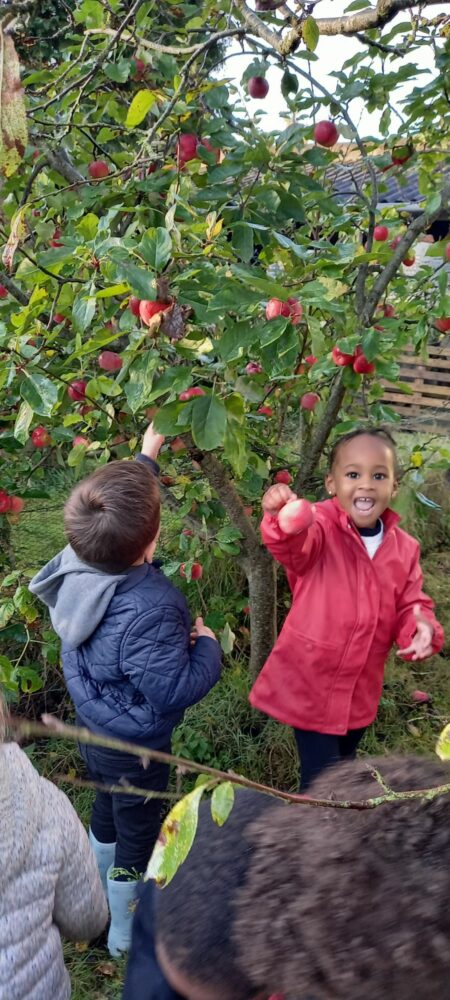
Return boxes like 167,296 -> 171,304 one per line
88,829 -> 116,896
106,865 -> 139,957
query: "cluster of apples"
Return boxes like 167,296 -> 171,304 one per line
0,490 -> 24,514
332,345 -> 374,375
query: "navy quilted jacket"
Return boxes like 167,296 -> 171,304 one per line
29,459 -> 222,748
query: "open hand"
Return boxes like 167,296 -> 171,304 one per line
262,483 -> 298,516
141,422 -> 165,461
397,604 -> 434,660
190,616 -> 217,643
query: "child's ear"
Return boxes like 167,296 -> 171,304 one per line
391,479 -> 399,500
325,472 -> 335,497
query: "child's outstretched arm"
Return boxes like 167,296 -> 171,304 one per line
395,545 -> 444,661
261,484 -> 325,577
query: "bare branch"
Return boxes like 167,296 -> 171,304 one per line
0,272 -> 29,305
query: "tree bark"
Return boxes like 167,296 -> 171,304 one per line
242,548 -> 277,681
295,372 -> 346,494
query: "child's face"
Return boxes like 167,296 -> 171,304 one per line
325,434 -> 398,529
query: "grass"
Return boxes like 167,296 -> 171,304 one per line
6,465 -> 450,999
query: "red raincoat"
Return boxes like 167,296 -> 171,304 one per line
249,498 -> 444,735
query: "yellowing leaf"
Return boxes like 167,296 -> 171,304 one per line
0,30 -> 28,177
436,723 -> 450,761
411,451 -> 423,468
317,276 -> 349,300
211,781 -> 235,826
145,785 -> 205,886
125,89 -> 156,127
2,205 -> 28,271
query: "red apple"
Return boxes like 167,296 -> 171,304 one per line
278,499 -> 312,535
313,120 -> 338,147
275,469 -> 293,485
247,76 -> 269,99
0,491 -> 11,513
382,303 -> 395,317
246,361 -> 263,375
266,298 -> 290,320
412,689 -> 431,704
79,404 -> 94,416
161,475 -> 176,486
170,437 -> 186,453
177,133 -> 198,166
98,351 -> 123,372
305,355 -> 317,365
88,159 -> 109,180
300,392 -> 320,410
287,296 -> 303,324
129,296 -> 142,317
390,234 -> 403,250
403,254 -> 415,267
243,605 -> 251,614
132,57 -> 146,80
67,379 -> 87,402
31,426 -> 51,448
73,435 -> 89,447
332,346 -> 354,367
0,284 -> 8,299
9,496 -> 24,513
50,227 -> 63,248
391,143 -> 413,166
179,387 -> 206,401
200,138 -> 221,163
353,353 -> 375,375
446,242 -> 450,262
373,224 -> 389,242
243,506 -> 253,517
139,300 -> 171,325
434,318 -> 450,332
53,313 -> 67,325
258,405 -> 273,417
180,562 -> 203,581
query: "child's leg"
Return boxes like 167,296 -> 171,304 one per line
338,727 -> 366,761
112,753 -> 170,875
293,730 -> 341,791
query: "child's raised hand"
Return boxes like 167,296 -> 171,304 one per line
191,616 -> 217,642
397,604 -> 434,660
141,422 -> 165,461
262,483 -> 298,516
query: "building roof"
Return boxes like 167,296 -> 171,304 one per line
326,158 -> 450,213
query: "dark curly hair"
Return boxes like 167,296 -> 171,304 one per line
328,427 -> 400,477
234,754 -> 450,1000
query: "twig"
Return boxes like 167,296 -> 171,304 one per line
54,773 -> 179,800
10,716 -> 450,810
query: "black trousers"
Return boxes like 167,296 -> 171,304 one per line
123,879 -> 183,1000
79,741 -> 170,874
294,727 -> 366,792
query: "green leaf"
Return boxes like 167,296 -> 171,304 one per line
21,373 -> 58,417
124,353 -> 159,414
67,443 -> 88,467
0,654 -> 18,692
231,224 -> 254,263
14,400 -> 33,443
0,600 -> 15,629
145,785 -> 205,886
72,292 -> 96,333
205,86 -> 229,109
73,0 -> 105,28
96,283 -> 130,298
217,321 -> 256,363
13,585 -> 39,622
191,395 -> 227,451
436,722 -> 450,761
117,261 -> 155,299
211,781 -> 235,826
361,328 -> 381,362
76,213 -> 99,241
219,622 -> 236,656
153,400 -> 186,434
303,15 -> 320,51
140,228 -> 172,271
104,59 -> 131,84
125,90 -> 157,127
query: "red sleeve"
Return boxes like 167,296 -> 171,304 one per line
260,503 -> 325,578
395,543 -> 444,659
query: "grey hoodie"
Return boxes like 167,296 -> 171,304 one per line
29,545 -> 126,647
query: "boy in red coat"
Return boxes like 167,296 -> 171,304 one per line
250,428 -> 444,789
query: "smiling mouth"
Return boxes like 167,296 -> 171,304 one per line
354,497 -> 376,513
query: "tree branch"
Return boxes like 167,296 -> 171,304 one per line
364,178 -> 450,321
0,272 -> 29,305
195,448 -> 261,553
295,371 -> 346,492
43,147 -> 85,185
281,0 -> 444,49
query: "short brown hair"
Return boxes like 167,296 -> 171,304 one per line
64,460 -> 160,572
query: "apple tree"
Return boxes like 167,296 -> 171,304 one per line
0,0 -> 449,681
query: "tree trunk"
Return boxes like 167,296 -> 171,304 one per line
242,549 -> 277,680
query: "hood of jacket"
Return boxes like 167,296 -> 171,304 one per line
29,545 -> 126,646
0,743 -> 42,882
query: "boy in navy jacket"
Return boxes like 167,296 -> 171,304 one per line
30,424 -> 222,956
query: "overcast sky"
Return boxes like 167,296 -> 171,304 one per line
227,1 -> 443,138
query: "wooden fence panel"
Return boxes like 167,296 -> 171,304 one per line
382,345 -> 450,432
